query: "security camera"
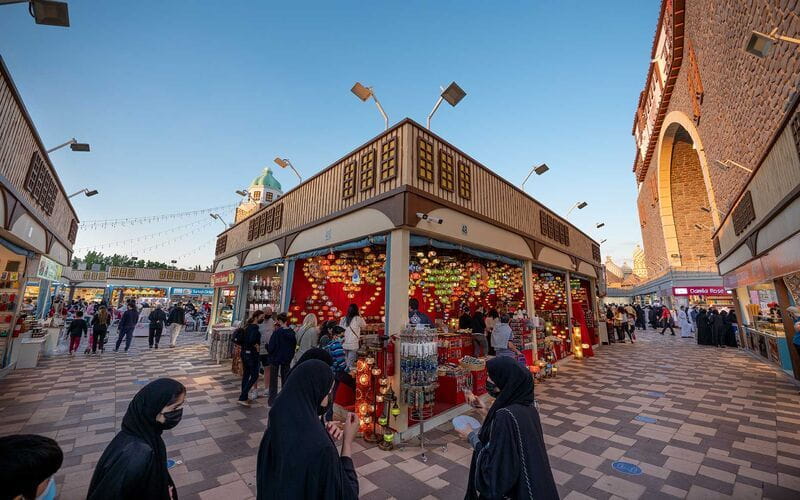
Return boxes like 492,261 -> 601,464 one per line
416,212 -> 443,224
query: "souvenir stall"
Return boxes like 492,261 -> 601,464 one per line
243,266 -> 282,316
531,268 -> 570,361
211,271 -> 237,327
169,287 -> 213,307
287,245 -> 386,330
71,287 -> 105,303
0,251 -> 27,369
570,276 -> 597,355
406,241 -> 527,418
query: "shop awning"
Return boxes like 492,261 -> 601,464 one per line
240,258 -> 284,273
289,235 -> 388,261
410,236 -> 523,267
0,235 -> 34,258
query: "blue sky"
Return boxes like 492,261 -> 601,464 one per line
0,0 -> 656,269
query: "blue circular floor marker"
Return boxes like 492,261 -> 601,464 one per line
646,391 -> 664,398
167,459 -> 177,469
612,461 -> 642,476
635,415 -> 657,423
134,379 -> 149,385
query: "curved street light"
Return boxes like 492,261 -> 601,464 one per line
427,81 -> 467,130
67,188 -> 98,199
520,163 -> 549,190
274,157 -> 302,182
351,82 -> 388,131
47,137 -> 90,153
209,213 -> 228,229
566,201 -> 588,218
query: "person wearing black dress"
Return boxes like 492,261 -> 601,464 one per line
724,310 -> 739,347
695,309 -> 712,345
88,378 -> 185,500
458,356 -> 559,500
256,359 -> 359,500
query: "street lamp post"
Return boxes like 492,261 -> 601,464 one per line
566,201 -> 588,218
47,138 -> 90,153
209,213 -> 228,229
713,159 -> 752,173
351,82 -> 389,131
274,158 -> 302,182
67,188 -> 98,199
426,81 -> 467,130
0,0 -> 70,27
520,163 -> 549,190
745,28 -> 800,58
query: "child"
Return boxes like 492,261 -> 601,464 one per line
67,311 -> 88,355
323,326 -> 349,421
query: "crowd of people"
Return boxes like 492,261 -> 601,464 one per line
2,300 -> 559,499
41,296 -> 210,355
603,302 -> 740,347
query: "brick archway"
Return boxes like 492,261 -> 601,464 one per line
656,112 -> 719,271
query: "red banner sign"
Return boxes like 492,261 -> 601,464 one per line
672,286 -> 728,296
211,271 -> 235,287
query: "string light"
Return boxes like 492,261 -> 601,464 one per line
79,203 -> 237,230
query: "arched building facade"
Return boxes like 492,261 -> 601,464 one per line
630,0 -> 800,379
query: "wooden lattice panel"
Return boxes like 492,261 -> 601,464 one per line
417,137 -> 435,183
24,152 -> 56,216
592,244 -> 601,262
273,203 -> 283,230
68,219 -> 78,244
380,138 -> 398,182
540,211 -> 570,247
457,161 -> 471,200
215,235 -> 228,256
732,191 -> 755,236
342,161 -> 356,199
360,151 -> 375,191
439,150 -> 455,192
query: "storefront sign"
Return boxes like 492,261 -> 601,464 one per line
36,256 -> 63,281
212,271 -> 236,287
170,287 -> 213,296
672,286 -> 728,296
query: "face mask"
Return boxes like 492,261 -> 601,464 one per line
36,477 -> 56,500
485,379 -> 501,398
158,408 -> 183,430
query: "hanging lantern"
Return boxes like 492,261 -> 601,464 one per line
391,403 -> 400,416
371,367 -> 381,376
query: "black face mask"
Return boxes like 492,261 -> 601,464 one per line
485,379 -> 501,398
158,408 -> 183,430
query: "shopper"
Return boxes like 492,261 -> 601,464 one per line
660,305 -> 676,336
605,305 -> 616,343
712,310 -> 728,347
237,311 -> 264,406
91,306 -> 111,354
677,306 -> 692,338
408,298 -> 432,325
695,309 -> 711,345
258,307 -> 276,397
725,310 -> 739,347
625,304 -> 636,341
614,306 -> 628,343
256,360 -> 359,500
66,310 -> 88,355
634,304 -> 646,330
323,326 -> 348,421
457,356 -> 559,500
114,301 -> 139,353
490,314 -> 520,358
471,307 -> 489,357
292,313 -> 319,366
317,319 -> 338,348
88,378 -> 185,500
267,313 -> 296,406
0,434 -> 63,500
166,302 -> 185,348
458,306 -> 472,330
340,304 -> 366,371
148,304 -> 167,349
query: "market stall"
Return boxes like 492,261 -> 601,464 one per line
531,267 -> 570,360
110,285 -> 168,308
244,267 -> 282,316
288,245 -> 385,330
169,287 -> 213,307
71,287 -> 105,303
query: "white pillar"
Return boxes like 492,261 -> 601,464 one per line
386,229 -> 410,432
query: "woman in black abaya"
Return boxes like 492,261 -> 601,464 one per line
458,356 -> 559,500
257,359 -> 359,500
88,378 -> 185,500
696,309 -> 711,345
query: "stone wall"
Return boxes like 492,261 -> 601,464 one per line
635,0 -> 800,277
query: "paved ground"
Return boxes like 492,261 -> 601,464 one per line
1,328 -> 800,499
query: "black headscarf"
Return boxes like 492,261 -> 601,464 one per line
257,360 -> 357,500
88,378 -> 184,500
296,347 -> 333,367
479,356 -> 534,443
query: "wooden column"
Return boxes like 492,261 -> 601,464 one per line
522,260 -> 537,359
773,278 -> 800,380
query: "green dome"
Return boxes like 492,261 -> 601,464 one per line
251,167 -> 282,191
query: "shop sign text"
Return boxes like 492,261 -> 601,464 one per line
212,271 -> 236,287
672,286 -> 728,296
36,255 -> 63,282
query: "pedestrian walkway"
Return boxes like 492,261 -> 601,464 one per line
1,328 -> 799,499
